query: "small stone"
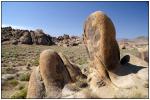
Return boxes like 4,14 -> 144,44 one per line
26,63 -> 31,70
121,45 -> 126,49
79,83 -> 88,88
80,74 -> 87,79
120,55 -> 130,65
2,74 -> 16,80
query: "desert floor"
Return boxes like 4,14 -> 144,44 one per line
1,43 -> 148,98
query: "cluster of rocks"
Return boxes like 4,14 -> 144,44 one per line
2,27 -> 82,47
119,41 -> 148,63
27,11 -> 148,98
55,34 -> 82,47
2,27 -> 54,45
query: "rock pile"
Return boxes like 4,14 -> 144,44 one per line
2,27 -> 54,45
2,27 -> 82,46
56,34 -> 82,47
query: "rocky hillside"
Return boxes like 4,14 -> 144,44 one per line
2,27 -> 54,45
55,34 -> 82,47
2,27 -> 82,46
118,36 -> 148,45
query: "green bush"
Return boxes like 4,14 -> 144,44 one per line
34,58 -> 39,66
2,79 -> 19,88
11,87 -> 27,99
5,79 -> 19,86
19,72 -> 30,81
8,79 -> 19,86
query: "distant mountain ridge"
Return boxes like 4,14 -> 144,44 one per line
134,36 -> 148,41
117,36 -> 148,43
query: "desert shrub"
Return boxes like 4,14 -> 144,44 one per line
77,58 -> 87,65
35,29 -> 44,33
8,79 -> 19,86
32,58 -> 39,66
4,67 -> 18,74
1,63 -> 8,67
17,84 -> 25,90
19,72 -> 30,81
11,87 -> 27,99
9,79 -> 19,86
3,79 -> 19,88
6,67 -> 12,71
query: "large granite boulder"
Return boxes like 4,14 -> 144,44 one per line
27,49 -> 85,98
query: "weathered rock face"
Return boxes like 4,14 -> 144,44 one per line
83,11 -> 148,94
27,49 -> 86,98
20,31 -> 33,44
58,52 -> 84,82
33,30 -> 54,45
83,11 -> 125,90
39,49 -> 72,98
1,27 -> 13,42
83,11 -> 120,71
27,67 -> 45,98
2,27 -> 54,45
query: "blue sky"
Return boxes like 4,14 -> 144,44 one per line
2,2 -> 148,38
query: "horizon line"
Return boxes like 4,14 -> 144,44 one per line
2,24 -> 148,39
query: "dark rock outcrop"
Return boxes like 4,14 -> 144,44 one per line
2,27 -> 54,45
19,30 -> 33,44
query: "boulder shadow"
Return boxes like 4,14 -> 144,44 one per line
113,63 -> 147,76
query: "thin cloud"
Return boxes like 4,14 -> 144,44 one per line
2,24 -> 36,31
